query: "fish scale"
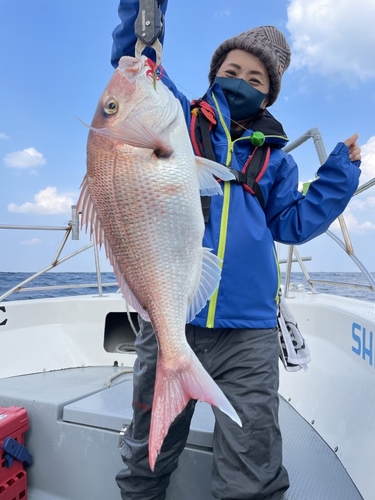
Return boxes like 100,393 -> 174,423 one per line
77,55 -> 241,471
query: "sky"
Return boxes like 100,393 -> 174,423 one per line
0,0 -> 374,275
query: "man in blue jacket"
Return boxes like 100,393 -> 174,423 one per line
111,2 -> 362,499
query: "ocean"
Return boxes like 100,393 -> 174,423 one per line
0,271 -> 374,303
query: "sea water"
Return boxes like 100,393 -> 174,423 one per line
0,272 -> 374,303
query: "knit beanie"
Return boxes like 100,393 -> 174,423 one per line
209,26 -> 291,107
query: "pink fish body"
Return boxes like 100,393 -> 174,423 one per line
77,56 -> 240,470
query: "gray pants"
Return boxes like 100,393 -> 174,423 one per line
116,317 -> 290,500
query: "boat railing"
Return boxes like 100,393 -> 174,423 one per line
282,128 -> 375,297
0,206 -> 118,302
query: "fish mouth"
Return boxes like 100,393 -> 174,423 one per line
118,56 -> 143,84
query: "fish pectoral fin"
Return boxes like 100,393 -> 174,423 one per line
195,156 -> 235,196
149,350 -> 241,471
87,116 -> 174,158
186,248 -> 222,324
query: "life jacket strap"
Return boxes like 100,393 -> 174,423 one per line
240,145 -> 270,209
190,100 -> 270,219
191,100 -> 217,223
191,100 -> 217,161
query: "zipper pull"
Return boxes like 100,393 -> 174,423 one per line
227,141 -> 234,167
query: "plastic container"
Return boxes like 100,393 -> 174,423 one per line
0,407 -> 29,499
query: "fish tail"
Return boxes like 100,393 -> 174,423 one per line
149,351 -> 242,471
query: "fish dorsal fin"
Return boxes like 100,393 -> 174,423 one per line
76,174 -> 150,322
76,174 -> 106,247
186,247 -> 222,324
195,156 -> 235,196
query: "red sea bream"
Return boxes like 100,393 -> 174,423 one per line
77,56 -> 240,470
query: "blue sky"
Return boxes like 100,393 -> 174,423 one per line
0,0 -> 374,274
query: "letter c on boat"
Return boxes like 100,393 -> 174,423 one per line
0,306 -> 7,326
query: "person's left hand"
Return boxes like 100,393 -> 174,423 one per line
344,133 -> 361,162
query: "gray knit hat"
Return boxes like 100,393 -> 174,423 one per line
209,26 -> 291,106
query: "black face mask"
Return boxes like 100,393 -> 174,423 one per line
214,77 -> 268,121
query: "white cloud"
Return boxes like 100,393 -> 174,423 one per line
19,238 -> 42,247
330,206 -> 375,234
286,0 -> 375,82
359,136 -> 375,184
8,187 -> 75,215
215,10 -> 230,17
4,147 -> 46,168
0,133 -> 10,140
350,197 -> 375,211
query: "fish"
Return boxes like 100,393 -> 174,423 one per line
77,55 -> 241,471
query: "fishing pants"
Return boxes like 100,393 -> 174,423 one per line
116,317 -> 290,500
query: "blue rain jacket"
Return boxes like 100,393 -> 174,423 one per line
111,0 -> 361,329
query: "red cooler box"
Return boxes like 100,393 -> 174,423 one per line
0,406 -> 29,499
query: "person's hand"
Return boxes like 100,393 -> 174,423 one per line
344,133 -> 361,162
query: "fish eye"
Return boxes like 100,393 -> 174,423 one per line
103,98 -> 118,115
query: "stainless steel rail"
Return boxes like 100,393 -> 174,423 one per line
16,283 -> 118,293
0,225 -> 68,231
0,206 -> 119,302
282,128 -> 375,297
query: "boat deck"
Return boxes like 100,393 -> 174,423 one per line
0,366 -> 363,500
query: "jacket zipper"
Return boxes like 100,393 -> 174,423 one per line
206,93 -> 233,328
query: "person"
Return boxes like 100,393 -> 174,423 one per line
111,2 -> 362,499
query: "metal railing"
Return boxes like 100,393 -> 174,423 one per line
282,128 -> 375,298
0,208 -> 118,302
